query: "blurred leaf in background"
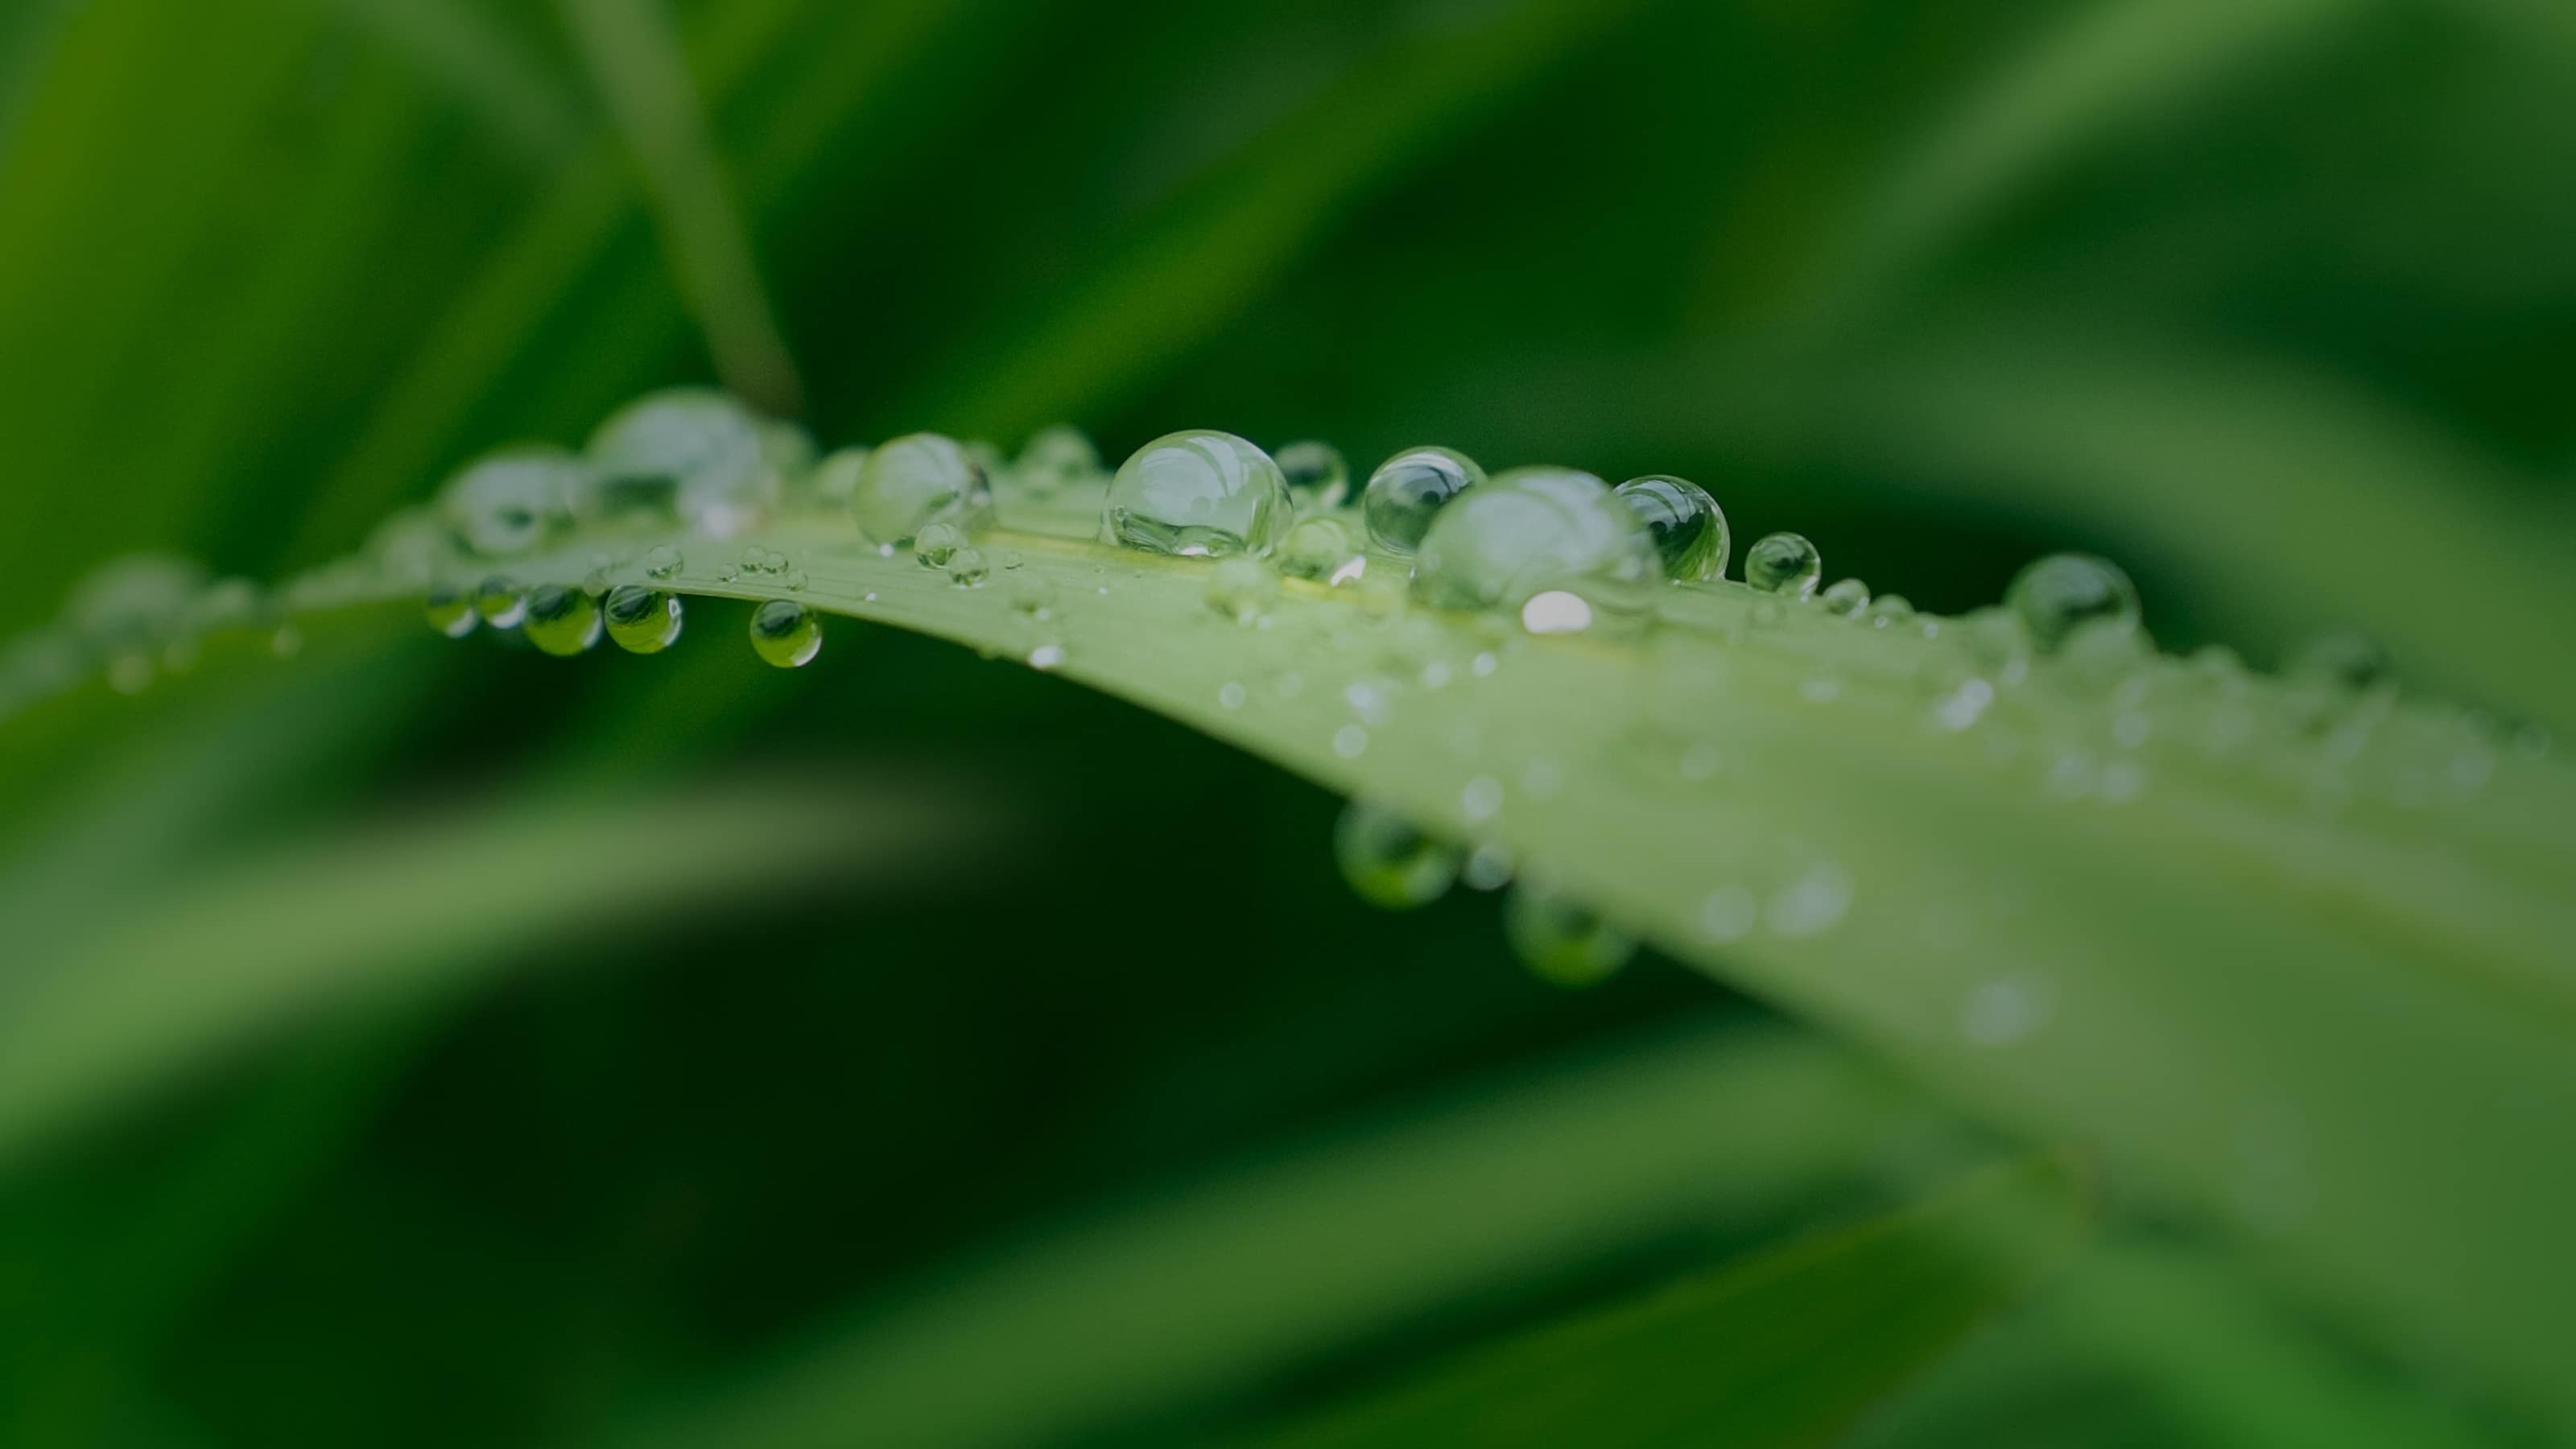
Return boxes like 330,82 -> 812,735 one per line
1,0 -> 2571,1444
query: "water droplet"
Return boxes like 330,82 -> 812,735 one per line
1698,885 -> 1757,942
441,445 -> 586,556
475,576 -> 526,629
2007,553 -> 2138,652
1506,882 -> 1635,988
852,432 -> 991,545
586,389 -> 779,534
1361,445 -> 1485,553
947,548 -> 990,587
1333,724 -> 1368,758
1959,976 -> 2050,1046
426,585 -> 477,638
1413,468 -> 1660,625
914,522 -> 965,568
1613,475 -> 1728,582
1104,430 -> 1292,557
522,584 -> 602,656
1519,591 -> 1594,634
1462,841 -> 1516,890
741,544 -> 771,573
804,446 -> 869,509
642,544 -> 683,579
1015,426 -> 1101,494
1217,681 -> 1248,710
1934,678 -> 1995,731
1006,574 -> 1057,620
1866,593 -> 1913,627
1460,774 -> 1504,824
1819,578 -> 1870,617
604,585 -> 683,654
2291,629 -> 2390,694
1026,642 -> 1066,671
1206,556 -> 1281,625
1279,515 -> 1360,582
1275,440 -> 1350,510
749,599 -> 821,668
784,568 -> 807,591
716,564 -> 739,583
1334,801 -> 1459,910
1744,532 -> 1821,599
1768,862 -> 1852,937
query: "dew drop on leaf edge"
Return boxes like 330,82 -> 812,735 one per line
1334,800 -> 1460,910
749,599 -> 821,668
604,585 -> 683,654
522,583 -> 602,657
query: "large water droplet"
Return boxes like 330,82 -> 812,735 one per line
853,432 -> 991,545
586,389 -> 778,534
1744,532 -> 1821,599
522,584 -> 602,656
1613,475 -> 1728,582
749,599 -> 821,668
1334,801 -> 1459,910
1412,467 -> 1660,625
441,446 -> 586,556
2007,553 -> 2138,653
1276,440 -> 1350,511
1104,430 -> 1292,557
1506,882 -> 1636,987
1360,446 -> 1484,553
604,585 -> 683,654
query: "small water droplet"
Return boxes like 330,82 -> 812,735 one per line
1335,800 -> 1460,910
1865,594 -> 1913,627
948,547 -> 990,587
426,585 -> 477,638
1460,774 -> 1504,824
852,432 -> 990,545
1819,578 -> 1870,617
1506,881 -> 1634,987
1768,863 -> 1852,937
2007,553 -> 2138,653
475,576 -> 526,629
914,522 -> 966,568
1361,445 -> 1485,553
1698,884 -> 1757,942
604,585 -> 683,654
522,584 -> 602,656
1206,556 -> 1282,625
1104,431 -> 1292,557
1217,681 -> 1247,710
749,599 -> 821,668
1613,475 -> 1728,582
1279,515 -> 1359,582
1520,590 -> 1594,634
1026,642 -> 1065,671
1744,532 -> 1821,599
1275,440 -> 1350,511
1333,724 -> 1368,758
1462,841 -> 1516,890
1015,425 -> 1101,494
643,544 -> 683,579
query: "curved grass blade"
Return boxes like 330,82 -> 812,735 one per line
1241,1154 -> 2079,1449
0,774 -> 998,1173
605,1022 -> 1956,1449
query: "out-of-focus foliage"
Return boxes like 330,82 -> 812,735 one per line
1,0 -> 2571,1445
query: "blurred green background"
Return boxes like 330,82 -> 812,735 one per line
2,0 -> 2571,1444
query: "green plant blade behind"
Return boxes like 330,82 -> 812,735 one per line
1245,1154 -> 2081,1449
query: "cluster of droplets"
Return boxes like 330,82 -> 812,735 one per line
0,554 -> 291,715
1331,799 -> 1637,988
